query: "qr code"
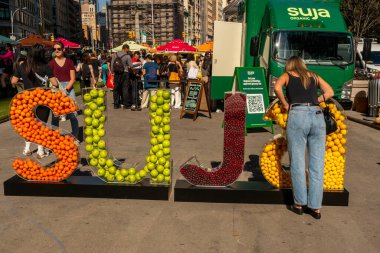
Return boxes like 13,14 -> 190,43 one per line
247,94 -> 265,114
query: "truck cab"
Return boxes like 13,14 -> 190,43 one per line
245,0 -> 354,109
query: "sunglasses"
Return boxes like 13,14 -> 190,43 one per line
54,48 -> 62,51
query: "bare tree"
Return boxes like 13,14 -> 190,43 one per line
341,0 -> 380,42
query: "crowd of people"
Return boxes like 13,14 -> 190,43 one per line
0,42 -> 213,157
107,45 -> 213,111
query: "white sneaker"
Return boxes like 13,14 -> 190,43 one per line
23,148 -> 32,156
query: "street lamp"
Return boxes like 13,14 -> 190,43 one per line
10,7 -> 27,40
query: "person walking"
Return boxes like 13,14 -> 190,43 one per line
155,55 -> 168,88
0,43 -> 15,98
76,54 -> 96,89
186,54 -> 199,80
110,44 -> 133,109
48,41 -> 79,139
90,53 -> 101,86
11,43 -> 58,158
274,56 -> 334,219
130,51 -> 143,111
141,54 -> 159,108
167,54 -> 183,109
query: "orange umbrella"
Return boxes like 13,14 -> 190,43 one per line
196,41 -> 213,52
19,34 -> 54,47
141,43 -> 157,53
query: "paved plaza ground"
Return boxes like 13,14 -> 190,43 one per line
0,92 -> 380,253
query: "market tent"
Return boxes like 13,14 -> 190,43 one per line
141,43 -> 157,53
156,39 -> 196,52
0,35 -> 19,45
55,37 -> 81,49
195,41 -> 213,52
18,34 -> 54,47
111,41 -> 148,52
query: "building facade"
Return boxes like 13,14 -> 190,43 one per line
97,6 -> 107,49
0,0 -> 49,40
183,0 -> 201,45
0,0 -> 82,43
200,0 -> 224,42
108,0 -> 184,47
52,0 -> 82,42
80,0 -> 98,47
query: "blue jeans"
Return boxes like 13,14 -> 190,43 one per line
286,106 -> 326,209
51,82 -> 79,137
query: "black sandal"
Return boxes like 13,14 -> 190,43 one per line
305,208 -> 321,219
288,205 -> 304,215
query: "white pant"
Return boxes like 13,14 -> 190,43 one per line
171,87 -> 181,108
24,141 -> 45,155
141,89 -> 157,108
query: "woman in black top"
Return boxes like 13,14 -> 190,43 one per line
274,56 -> 334,219
11,44 -> 58,159
167,54 -> 183,109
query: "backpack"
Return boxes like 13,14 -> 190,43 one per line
113,53 -> 127,74
145,63 -> 157,81
82,63 -> 91,81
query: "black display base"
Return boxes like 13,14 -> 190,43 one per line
174,180 -> 349,206
4,175 -> 171,200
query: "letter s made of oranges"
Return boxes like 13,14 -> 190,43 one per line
10,88 -> 79,181
261,99 -> 347,190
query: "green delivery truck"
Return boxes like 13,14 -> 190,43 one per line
212,0 -> 354,109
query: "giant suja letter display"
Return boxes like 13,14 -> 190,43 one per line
10,88 -> 79,181
180,92 -> 246,186
82,88 -> 172,184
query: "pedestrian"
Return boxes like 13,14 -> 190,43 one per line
110,44 -> 133,109
141,54 -> 159,108
130,51 -> 143,111
76,54 -> 96,90
90,53 -> 102,86
167,54 -> 183,109
48,41 -> 79,139
186,54 -> 199,80
11,43 -> 59,158
156,55 -> 168,88
0,43 -> 15,98
101,56 -> 111,86
274,56 -> 334,219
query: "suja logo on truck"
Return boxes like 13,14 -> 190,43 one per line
287,7 -> 330,20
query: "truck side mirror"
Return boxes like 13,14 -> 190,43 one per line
250,36 -> 259,57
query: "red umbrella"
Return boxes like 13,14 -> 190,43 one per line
157,39 -> 196,52
55,37 -> 81,49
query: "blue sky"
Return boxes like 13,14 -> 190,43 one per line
99,0 -> 107,8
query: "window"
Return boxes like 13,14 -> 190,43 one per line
272,31 -> 353,65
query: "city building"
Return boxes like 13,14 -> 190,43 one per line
0,0 -> 50,40
183,0 -> 201,46
201,0 -> 225,42
107,0 -> 184,48
223,0 -> 243,22
80,0 -> 99,48
0,0 -> 82,43
97,6 -> 107,49
52,0 -> 82,42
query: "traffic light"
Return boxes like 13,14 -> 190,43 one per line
50,34 -> 55,41
128,31 -> 132,38
132,31 -> 135,38
182,32 -> 186,38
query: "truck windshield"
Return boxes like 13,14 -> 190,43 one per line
272,31 -> 353,65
